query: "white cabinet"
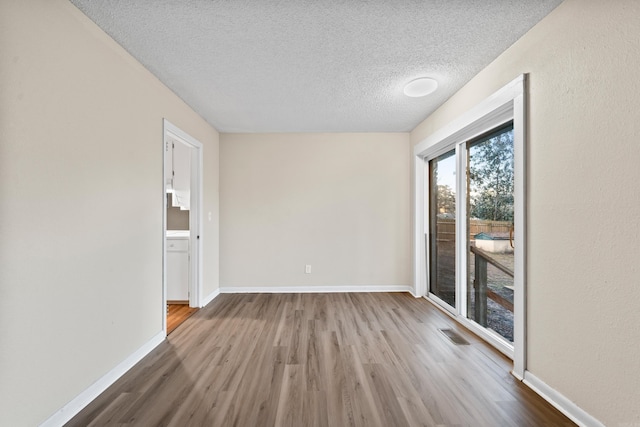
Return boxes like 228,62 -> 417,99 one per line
165,136 -> 191,210
166,235 -> 189,302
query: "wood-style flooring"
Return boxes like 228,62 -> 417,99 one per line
167,304 -> 199,335
67,293 -> 574,426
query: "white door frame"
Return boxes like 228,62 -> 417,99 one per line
162,119 -> 203,334
413,75 -> 527,379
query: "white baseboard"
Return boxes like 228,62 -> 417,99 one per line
219,285 -> 413,294
40,331 -> 165,427
523,371 -> 605,427
201,288 -> 220,307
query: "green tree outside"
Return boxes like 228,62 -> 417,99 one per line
468,129 -> 514,222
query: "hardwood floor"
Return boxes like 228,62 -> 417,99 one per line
67,293 -> 574,426
166,304 -> 199,335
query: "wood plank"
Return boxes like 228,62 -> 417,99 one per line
487,288 -> 515,312
166,303 -> 198,335
67,293 -> 575,427
471,245 -> 514,277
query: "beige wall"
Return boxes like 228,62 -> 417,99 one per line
411,0 -> 640,424
0,0 -> 219,424
220,133 -> 411,289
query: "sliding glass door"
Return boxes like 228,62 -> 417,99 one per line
416,76 -> 525,369
426,123 -> 516,345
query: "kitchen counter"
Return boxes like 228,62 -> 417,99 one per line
166,230 -> 190,238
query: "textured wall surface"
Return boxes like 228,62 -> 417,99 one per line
411,0 -> 640,424
220,133 -> 411,289
0,0 -> 219,424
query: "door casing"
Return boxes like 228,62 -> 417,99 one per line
162,119 -> 204,334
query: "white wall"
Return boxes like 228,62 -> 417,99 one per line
411,0 -> 640,425
0,0 -> 219,424
220,133 -> 411,290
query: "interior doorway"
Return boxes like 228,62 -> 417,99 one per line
163,119 -> 203,335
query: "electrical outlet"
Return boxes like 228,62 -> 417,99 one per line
305,265 -> 311,274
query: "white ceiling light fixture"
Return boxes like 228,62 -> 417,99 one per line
404,77 -> 438,97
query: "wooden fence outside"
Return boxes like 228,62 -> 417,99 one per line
435,219 -> 512,241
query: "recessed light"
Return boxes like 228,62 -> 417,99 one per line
404,77 -> 438,97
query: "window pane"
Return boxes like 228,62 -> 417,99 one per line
467,124 -> 514,342
429,150 -> 456,308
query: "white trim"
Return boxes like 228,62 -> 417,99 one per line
413,155 -> 426,297
413,75 -> 527,373
162,126 -> 169,334
414,75 -> 525,156
39,332 -> 165,427
523,371 -> 605,427
201,288 -> 220,307
219,285 -> 415,295
455,143 -> 467,315
512,87 -> 527,378
191,139 -> 204,308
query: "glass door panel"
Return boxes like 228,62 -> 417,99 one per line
428,150 -> 457,308
467,124 -> 515,342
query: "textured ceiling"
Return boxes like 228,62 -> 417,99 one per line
69,0 -> 563,133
